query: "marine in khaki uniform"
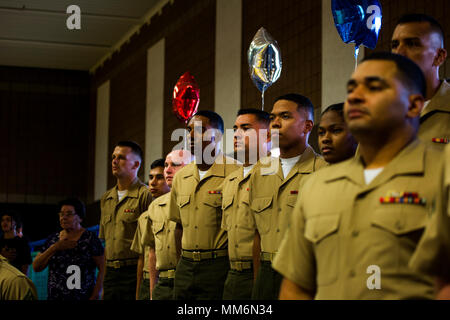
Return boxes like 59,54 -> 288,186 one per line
274,52 -> 442,300
249,94 -> 327,300
0,254 -> 37,300
410,144 -> 450,299
99,141 -> 152,300
131,158 -> 169,300
142,150 -> 192,300
168,111 -> 240,300
221,109 -> 271,300
391,14 -> 450,149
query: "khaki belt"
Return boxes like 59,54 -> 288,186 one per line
230,260 -> 253,271
260,252 -> 277,262
159,269 -> 176,279
181,249 -> 228,262
106,259 -> 138,269
143,271 -> 150,280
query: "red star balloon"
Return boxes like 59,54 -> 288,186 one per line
172,72 -> 200,123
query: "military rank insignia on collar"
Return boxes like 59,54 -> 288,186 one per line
379,191 -> 426,205
290,190 -> 298,194
124,209 -> 135,214
432,138 -> 448,144
208,190 -> 222,194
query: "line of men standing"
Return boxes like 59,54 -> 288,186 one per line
97,13 -> 450,300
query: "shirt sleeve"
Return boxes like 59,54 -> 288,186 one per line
130,219 -> 144,254
409,169 -> 450,278
168,177 -> 181,224
272,184 -> 317,293
99,196 -> 106,240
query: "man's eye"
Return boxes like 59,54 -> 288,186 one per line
391,41 -> 399,49
318,131 -> 325,136
333,129 -> 343,134
368,85 -> 382,91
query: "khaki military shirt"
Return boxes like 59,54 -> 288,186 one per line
419,80 -> 450,149
221,167 -> 256,261
130,210 -> 151,272
249,146 -> 327,254
409,144 -> 450,278
168,155 -> 240,250
273,140 -> 442,299
0,255 -> 37,300
99,178 -> 152,261
142,192 -> 178,271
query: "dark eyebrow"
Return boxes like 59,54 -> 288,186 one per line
347,76 -> 388,87
271,111 -> 292,117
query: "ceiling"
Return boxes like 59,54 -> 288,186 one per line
0,0 -> 166,71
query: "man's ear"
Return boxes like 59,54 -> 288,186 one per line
433,48 -> 447,67
407,94 -> 424,118
304,120 -> 314,133
133,160 -> 141,170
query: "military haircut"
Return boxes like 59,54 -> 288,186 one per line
150,158 -> 165,170
397,13 -> 445,46
274,93 -> 315,121
192,110 -> 224,134
362,52 -> 427,98
116,140 -> 143,162
237,108 -> 271,127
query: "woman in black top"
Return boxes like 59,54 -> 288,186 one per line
0,212 -> 31,274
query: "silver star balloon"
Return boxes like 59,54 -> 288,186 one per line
248,27 -> 282,110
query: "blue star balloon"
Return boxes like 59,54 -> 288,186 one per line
332,0 -> 382,50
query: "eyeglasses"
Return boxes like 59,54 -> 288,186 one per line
58,211 -> 77,218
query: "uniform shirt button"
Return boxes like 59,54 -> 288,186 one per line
395,221 -> 403,230
278,208 -> 281,212
235,225 -> 238,228
167,245 -> 170,248
235,244 -> 238,248
276,229 -> 280,233
195,206 -> 198,210
352,230 -> 359,237
349,270 -> 356,277
194,226 -> 198,229
195,245 -> 198,248
168,230 -> 170,233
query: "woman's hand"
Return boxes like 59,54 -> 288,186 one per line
52,238 -> 77,251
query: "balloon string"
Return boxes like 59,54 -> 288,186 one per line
354,46 -> 360,71
261,90 -> 265,111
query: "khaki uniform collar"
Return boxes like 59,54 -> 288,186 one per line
421,80 -> 450,120
325,139 -> 425,188
105,177 -> 143,200
156,192 -> 170,206
260,145 -> 318,181
181,154 -> 228,181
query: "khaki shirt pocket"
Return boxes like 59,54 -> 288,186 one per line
286,195 -> 298,208
222,196 -> 234,230
251,196 -> 273,234
371,205 -> 428,236
203,194 -> 223,227
304,213 -> 340,286
151,222 -> 165,250
177,195 -> 191,227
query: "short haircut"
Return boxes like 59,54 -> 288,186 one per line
58,198 -> 86,220
321,103 -> 344,119
237,108 -> 271,126
192,110 -> 224,133
0,211 -> 21,226
150,158 -> 165,169
116,141 -> 143,162
397,14 -> 444,45
362,52 -> 426,97
274,93 -> 315,121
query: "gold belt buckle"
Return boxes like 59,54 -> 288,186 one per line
113,260 -> 121,269
192,251 -> 202,261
